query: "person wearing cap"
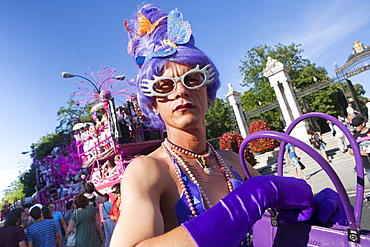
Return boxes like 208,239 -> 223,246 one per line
349,116 -> 370,182
109,183 -> 121,223
26,206 -> 62,247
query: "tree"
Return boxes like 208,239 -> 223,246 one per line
205,98 -> 236,139
1,180 -> 24,206
30,132 -> 71,161
56,98 -> 94,133
239,43 -> 350,129
19,166 -> 36,198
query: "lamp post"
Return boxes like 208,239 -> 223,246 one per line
61,72 -> 125,93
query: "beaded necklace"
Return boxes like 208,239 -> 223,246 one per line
166,138 -> 212,175
162,139 -> 234,217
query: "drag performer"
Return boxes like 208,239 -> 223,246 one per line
111,4 -> 345,246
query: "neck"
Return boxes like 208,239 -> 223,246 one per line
166,128 -> 207,154
36,217 -> 44,222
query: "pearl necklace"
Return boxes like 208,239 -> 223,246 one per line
166,139 -> 212,175
162,140 -> 234,217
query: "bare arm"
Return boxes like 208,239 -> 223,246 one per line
66,219 -> 75,233
19,240 -> 26,247
349,148 -> 369,156
95,210 -> 103,237
109,214 -> 118,222
59,218 -> 68,232
55,232 -> 62,247
27,242 -> 33,247
285,150 -> 290,163
110,156 -> 196,247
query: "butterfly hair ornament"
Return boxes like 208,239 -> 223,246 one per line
126,8 -> 192,67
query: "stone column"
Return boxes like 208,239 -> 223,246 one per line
225,83 -> 249,138
263,57 -> 309,142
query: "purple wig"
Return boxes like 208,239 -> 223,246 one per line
125,4 -> 220,130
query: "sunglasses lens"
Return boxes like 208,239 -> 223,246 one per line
153,79 -> 175,94
184,72 -> 205,88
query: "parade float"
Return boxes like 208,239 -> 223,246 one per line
32,67 -> 164,214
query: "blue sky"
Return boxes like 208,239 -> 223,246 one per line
1,0 -> 370,201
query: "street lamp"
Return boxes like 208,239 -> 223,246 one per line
61,72 -> 125,93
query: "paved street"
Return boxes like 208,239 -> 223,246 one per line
254,129 -> 370,230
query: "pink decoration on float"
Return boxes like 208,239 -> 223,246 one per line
71,66 -> 134,106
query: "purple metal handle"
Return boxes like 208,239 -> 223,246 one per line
239,130 -> 357,230
277,112 -> 364,229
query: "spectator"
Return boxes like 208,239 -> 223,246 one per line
116,106 -> 132,144
114,154 -> 126,174
22,207 -> 32,231
285,143 -> 310,180
365,99 -> 370,121
45,202 -> 68,234
0,207 -> 27,247
26,206 -> 62,247
109,183 -> 121,223
97,109 -> 111,151
41,206 -> 53,220
349,116 -> 370,182
103,160 -> 119,179
347,103 -> 360,123
83,182 -> 105,212
102,194 -> 115,247
66,193 -> 104,247
328,121 -> 348,153
307,128 -> 332,163
64,201 -> 75,226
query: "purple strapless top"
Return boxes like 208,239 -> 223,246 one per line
174,161 -> 243,225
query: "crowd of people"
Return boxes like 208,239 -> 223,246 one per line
3,2 -> 370,246
0,182 -> 121,247
73,100 -> 148,163
304,100 -> 370,184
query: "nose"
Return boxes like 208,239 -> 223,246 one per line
173,80 -> 189,98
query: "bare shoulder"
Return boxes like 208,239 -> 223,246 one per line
122,151 -> 170,191
215,149 -> 245,178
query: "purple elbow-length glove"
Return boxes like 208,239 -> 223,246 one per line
182,175 -> 313,247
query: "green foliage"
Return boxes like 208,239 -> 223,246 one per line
205,98 -> 236,139
19,166 -> 36,198
239,43 -> 327,91
30,132 -> 71,161
56,98 -> 94,133
238,43 -> 355,128
342,81 -> 368,111
1,180 -> 24,206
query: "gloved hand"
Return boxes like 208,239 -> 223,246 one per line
308,188 -> 349,227
182,175 -> 313,247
